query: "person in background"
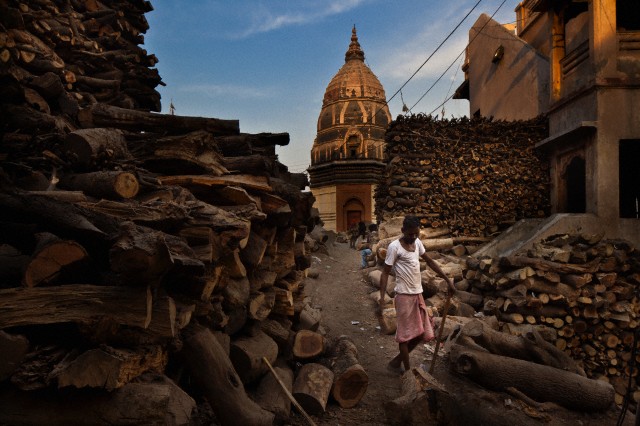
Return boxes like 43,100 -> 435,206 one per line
379,216 -> 455,373
349,224 -> 359,249
358,223 -> 379,269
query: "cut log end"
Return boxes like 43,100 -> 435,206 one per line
332,364 -> 369,408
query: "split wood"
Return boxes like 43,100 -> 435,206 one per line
262,357 -> 318,426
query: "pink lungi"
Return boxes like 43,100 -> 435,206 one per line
394,293 -> 435,343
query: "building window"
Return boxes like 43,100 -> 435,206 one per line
345,135 -> 360,158
617,0 -> 640,31
619,139 -> 640,218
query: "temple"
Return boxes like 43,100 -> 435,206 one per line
308,27 -> 392,232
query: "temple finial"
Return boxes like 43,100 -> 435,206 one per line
345,25 -> 364,62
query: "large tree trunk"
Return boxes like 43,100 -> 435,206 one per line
455,319 -> 584,375
182,325 -> 274,426
449,345 -> 615,412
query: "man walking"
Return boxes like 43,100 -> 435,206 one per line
379,216 -> 455,373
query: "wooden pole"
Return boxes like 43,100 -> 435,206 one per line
428,292 -> 452,374
262,357 -> 317,426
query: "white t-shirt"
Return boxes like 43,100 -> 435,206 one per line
385,239 -> 425,295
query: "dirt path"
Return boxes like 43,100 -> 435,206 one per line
290,240 -> 430,425
289,241 -> 636,426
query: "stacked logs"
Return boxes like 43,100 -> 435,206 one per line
376,114 -> 550,236
0,0 -> 161,115
466,233 -> 640,406
0,1 -> 373,424
0,116 -> 328,424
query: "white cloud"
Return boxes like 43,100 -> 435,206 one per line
233,0 -> 369,38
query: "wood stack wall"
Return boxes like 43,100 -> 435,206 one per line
377,114 -> 551,236
0,1 -> 327,424
465,234 -> 640,406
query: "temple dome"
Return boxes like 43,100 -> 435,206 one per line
310,26 -> 392,168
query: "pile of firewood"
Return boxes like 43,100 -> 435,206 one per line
0,1 -> 375,425
376,114 -> 550,236
466,233 -> 640,406
1,0 -> 161,115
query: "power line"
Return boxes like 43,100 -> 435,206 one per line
352,0 -> 511,160
383,0 -> 483,108
332,0 -> 484,159
409,0 -> 509,114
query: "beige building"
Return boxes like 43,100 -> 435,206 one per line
308,27 -> 392,232
455,0 -> 640,243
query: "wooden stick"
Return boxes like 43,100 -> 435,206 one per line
262,357 -> 317,426
429,292 -> 452,374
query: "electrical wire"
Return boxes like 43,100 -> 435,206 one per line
331,0 -> 484,158
408,0 -> 509,114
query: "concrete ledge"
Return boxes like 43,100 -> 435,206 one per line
472,213 -> 606,258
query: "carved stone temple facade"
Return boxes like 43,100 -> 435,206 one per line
308,27 -> 392,232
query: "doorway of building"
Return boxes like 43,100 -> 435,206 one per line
343,197 -> 365,232
619,139 -> 640,218
346,211 -> 362,230
564,155 -> 586,213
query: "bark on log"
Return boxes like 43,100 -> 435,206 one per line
53,346 -> 167,391
78,103 -> 239,135
182,324 -> 274,426
292,363 -> 334,415
260,319 -> 292,353
449,345 -> 615,411
59,171 -> 139,199
0,374 -> 196,426
158,174 -> 272,193
63,128 -> 131,168
0,285 -> 152,331
455,319 -> 584,375
240,232 -> 268,268
230,330 -> 278,384
130,130 -> 228,176
108,222 -> 173,287
500,256 -> 600,274
383,368 -> 433,426
255,363 -> 294,421
327,336 -> 369,408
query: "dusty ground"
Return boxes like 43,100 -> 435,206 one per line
287,240 -> 437,426
285,240 -> 638,426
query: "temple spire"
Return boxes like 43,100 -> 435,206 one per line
345,25 -> 365,62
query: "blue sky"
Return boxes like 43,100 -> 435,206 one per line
144,1 -> 520,173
